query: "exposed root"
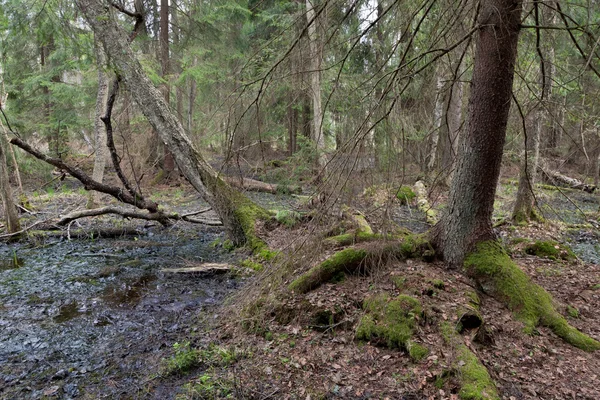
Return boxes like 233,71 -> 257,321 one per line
465,241 -> 600,351
440,322 -> 500,400
290,235 -> 432,294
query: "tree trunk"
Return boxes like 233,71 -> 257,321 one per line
76,0 -> 267,246
512,114 -> 541,222
0,139 -> 19,233
512,18 -> 549,223
89,36 -> 109,208
305,0 -> 325,170
432,0 -> 522,268
427,67 -> 445,172
160,0 -> 175,174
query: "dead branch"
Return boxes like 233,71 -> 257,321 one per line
56,206 -> 222,226
10,137 -> 163,213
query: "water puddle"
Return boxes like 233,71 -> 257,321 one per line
53,300 -> 89,323
101,273 -> 157,307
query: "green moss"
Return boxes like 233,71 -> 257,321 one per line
592,283 -> 600,291
457,344 -> 499,400
431,279 -> 445,290
232,197 -> 272,253
356,293 -> 427,361
465,241 -> 600,351
396,186 -> 416,205
566,305 -> 579,318
440,322 -> 499,400
407,341 -> 429,361
289,248 -> 368,293
241,259 -> 263,271
222,239 -> 235,252
524,240 -> 576,261
325,232 -> 381,247
391,275 -> 406,290
275,210 -> 302,227
258,248 -> 279,261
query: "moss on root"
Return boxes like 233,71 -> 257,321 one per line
356,293 -> 428,361
289,248 -> 369,293
440,322 -> 499,400
324,232 -> 382,247
291,234 -> 434,294
465,241 -> 600,351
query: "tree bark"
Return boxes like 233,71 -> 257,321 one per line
305,0 -> 326,170
512,12 -> 549,223
427,67 -> 445,172
0,139 -> 19,233
75,0 -> 267,245
433,0 -> 522,268
89,36 -> 109,208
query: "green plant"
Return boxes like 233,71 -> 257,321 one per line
164,342 -> 200,375
396,186 -> 416,205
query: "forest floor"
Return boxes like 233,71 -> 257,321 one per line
0,175 -> 599,399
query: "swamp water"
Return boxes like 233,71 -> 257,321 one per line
0,228 -> 237,399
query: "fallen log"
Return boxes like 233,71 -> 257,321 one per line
540,167 -> 597,193
222,176 -> 300,194
160,263 -> 232,275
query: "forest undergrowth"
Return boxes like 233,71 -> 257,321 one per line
172,177 -> 600,400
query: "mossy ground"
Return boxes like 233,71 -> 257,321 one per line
356,293 -> 428,361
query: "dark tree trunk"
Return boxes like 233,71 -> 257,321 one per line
432,0 -> 523,268
76,0 -> 267,246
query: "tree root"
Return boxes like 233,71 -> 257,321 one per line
465,241 -> 600,352
289,235 -> 431,294
440,322 -> 500,400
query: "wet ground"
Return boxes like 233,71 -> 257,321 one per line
0,226 -> 239,399
0,185 -> 302,399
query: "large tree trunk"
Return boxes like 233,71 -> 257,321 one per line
76,0 -> 267,246
433,0 -> 522,268
160,0 -> 175,175
89,36 -> 109,208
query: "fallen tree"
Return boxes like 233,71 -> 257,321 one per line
540,166 -> 597,193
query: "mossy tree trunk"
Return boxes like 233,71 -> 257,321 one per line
0,138 -> 19,233
432,0 -> 522,267
76,0 -> 267,246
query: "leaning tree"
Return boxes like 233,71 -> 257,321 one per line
70,0 -> 269,249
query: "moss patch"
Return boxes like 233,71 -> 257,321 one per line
275,210 -> 302,228
324,232 -> 382,247
465,241 -> 600,351
355,293 -> 428,361
440,322 -> 499,400
396,186 -> 416,205
524,240 -> 576,261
